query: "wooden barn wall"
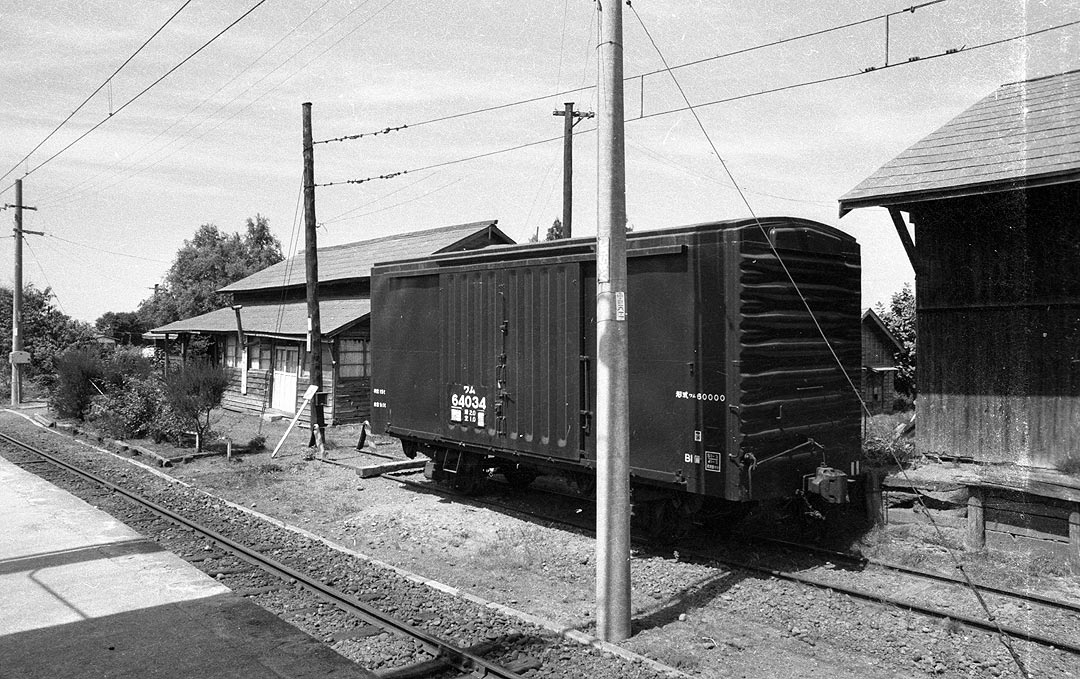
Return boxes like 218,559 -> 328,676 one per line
912,186 -> 1080,467
221,368 -> 270,414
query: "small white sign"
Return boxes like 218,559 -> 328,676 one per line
615,291 -> 627,321
9,351 -> 30,365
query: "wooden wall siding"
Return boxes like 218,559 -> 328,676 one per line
332,377 -> 371,424
221,369 -> 270,414
913,185 -> 1080,467
862,324 -> 894,366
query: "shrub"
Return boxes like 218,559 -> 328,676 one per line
863,412 -> 916,469
164,361 -> 230,451
100,346 -> 155,390
49,347 -> 103,419
90,374 -> 181,442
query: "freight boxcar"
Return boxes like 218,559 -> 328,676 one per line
371,218 -> 862,533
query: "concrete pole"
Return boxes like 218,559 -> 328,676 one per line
595,0 -> 631,642
11,179 -> 24,406
302,102 -> 326,457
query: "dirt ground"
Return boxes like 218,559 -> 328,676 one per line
11,405 -> 1080,678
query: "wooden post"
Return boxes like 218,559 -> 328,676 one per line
865,469 -> 883,525
1069,509 -> 1079,567
302,102 -> 326,459
888,207 -> 919,276
966,487 -> 986,550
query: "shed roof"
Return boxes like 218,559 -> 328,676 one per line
220,220 -> 511,293
152,299 -> 370,338
862,308 -> 903,352
840,69 -> 1080,214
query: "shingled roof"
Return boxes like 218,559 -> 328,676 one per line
220,220 -> 512,293
839,69 -> 1080,214
153,299 -> 371,338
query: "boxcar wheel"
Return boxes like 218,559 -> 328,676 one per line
503,465 -> 538,490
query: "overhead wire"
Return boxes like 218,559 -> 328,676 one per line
0,0 -> 195,188
316,16 -> 1078,188
42,0 -> 403,211
39,0 -> 341,208
626,3 -> 1033,676
313,0 -> 955,144
0,0 -> 273,199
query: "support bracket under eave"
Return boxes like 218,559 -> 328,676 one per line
888,207 -> 920,276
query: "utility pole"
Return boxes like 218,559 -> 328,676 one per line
595,0 -> 631,642
552,102 -> 593,238
5,179 -> 39,406
302,102 -> 326,458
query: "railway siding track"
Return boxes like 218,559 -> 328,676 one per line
388,473 -> 1080,661
0,429 -> 673,679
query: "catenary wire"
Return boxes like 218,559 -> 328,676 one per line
41,0 -> 401,212
317,17 -> 1077,187
627,3 -> 1034,676
313,0 -> 954,144
0,0 -> 195,188
39,0 -> 340,208
0,0 -> 273,199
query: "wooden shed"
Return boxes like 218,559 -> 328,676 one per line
861,309 -> 903,414
153,220 -> 514,425
840,70 -> 1080,469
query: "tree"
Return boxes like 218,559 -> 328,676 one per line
137,215 -> 283,329
875,283 -> 916,397
0,284 -> 96,380
164,360 -> 230,451
95,311 -> 146,344
545,218 -> 566,241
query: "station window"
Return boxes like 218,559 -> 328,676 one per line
223,335 -> 240,368
248,341 -> 271,370
339,339 -> 371,378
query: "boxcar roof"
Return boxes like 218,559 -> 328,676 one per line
152,298 -> 371,338
219,220 -> 512,293
371,217 -> 855,271
839,69 -> 1080,214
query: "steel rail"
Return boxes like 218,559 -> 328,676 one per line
388,473 -> 1080,656
745,535 -> 1080,617
0,432 -> 527,679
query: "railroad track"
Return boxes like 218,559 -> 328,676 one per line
387,471 -> 1080,658
0,431 -> 535,679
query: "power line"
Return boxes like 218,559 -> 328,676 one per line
316,17 -> 1078,187
0,0 -> 195,188
313,0 -> 954,144
39,0 -> 340,208
0,0 -> 272,198
45,233 -> 171,264
41,0 -> 401,211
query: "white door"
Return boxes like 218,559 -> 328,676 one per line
271,346 -> 299,413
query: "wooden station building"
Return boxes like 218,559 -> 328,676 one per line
841,70 -> 1080,559
153,220 -> 513,425
841,69 -> 1080,469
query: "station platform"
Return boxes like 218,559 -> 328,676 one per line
0,454 -> 374,679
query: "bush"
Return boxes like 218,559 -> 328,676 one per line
100,346 -> 155,390
49,347 -> 103,419
90,374 -> 181,442
863,412 -> 916,469
164,361 -> 230,451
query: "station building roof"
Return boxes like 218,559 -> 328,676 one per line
219,220 -> 512,293
152,299 -> 370,340
840,69 -> 1080,214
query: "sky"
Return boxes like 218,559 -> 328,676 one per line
1,0 -> 1078,323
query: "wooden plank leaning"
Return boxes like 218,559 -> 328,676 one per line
271,385 -> 320,459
